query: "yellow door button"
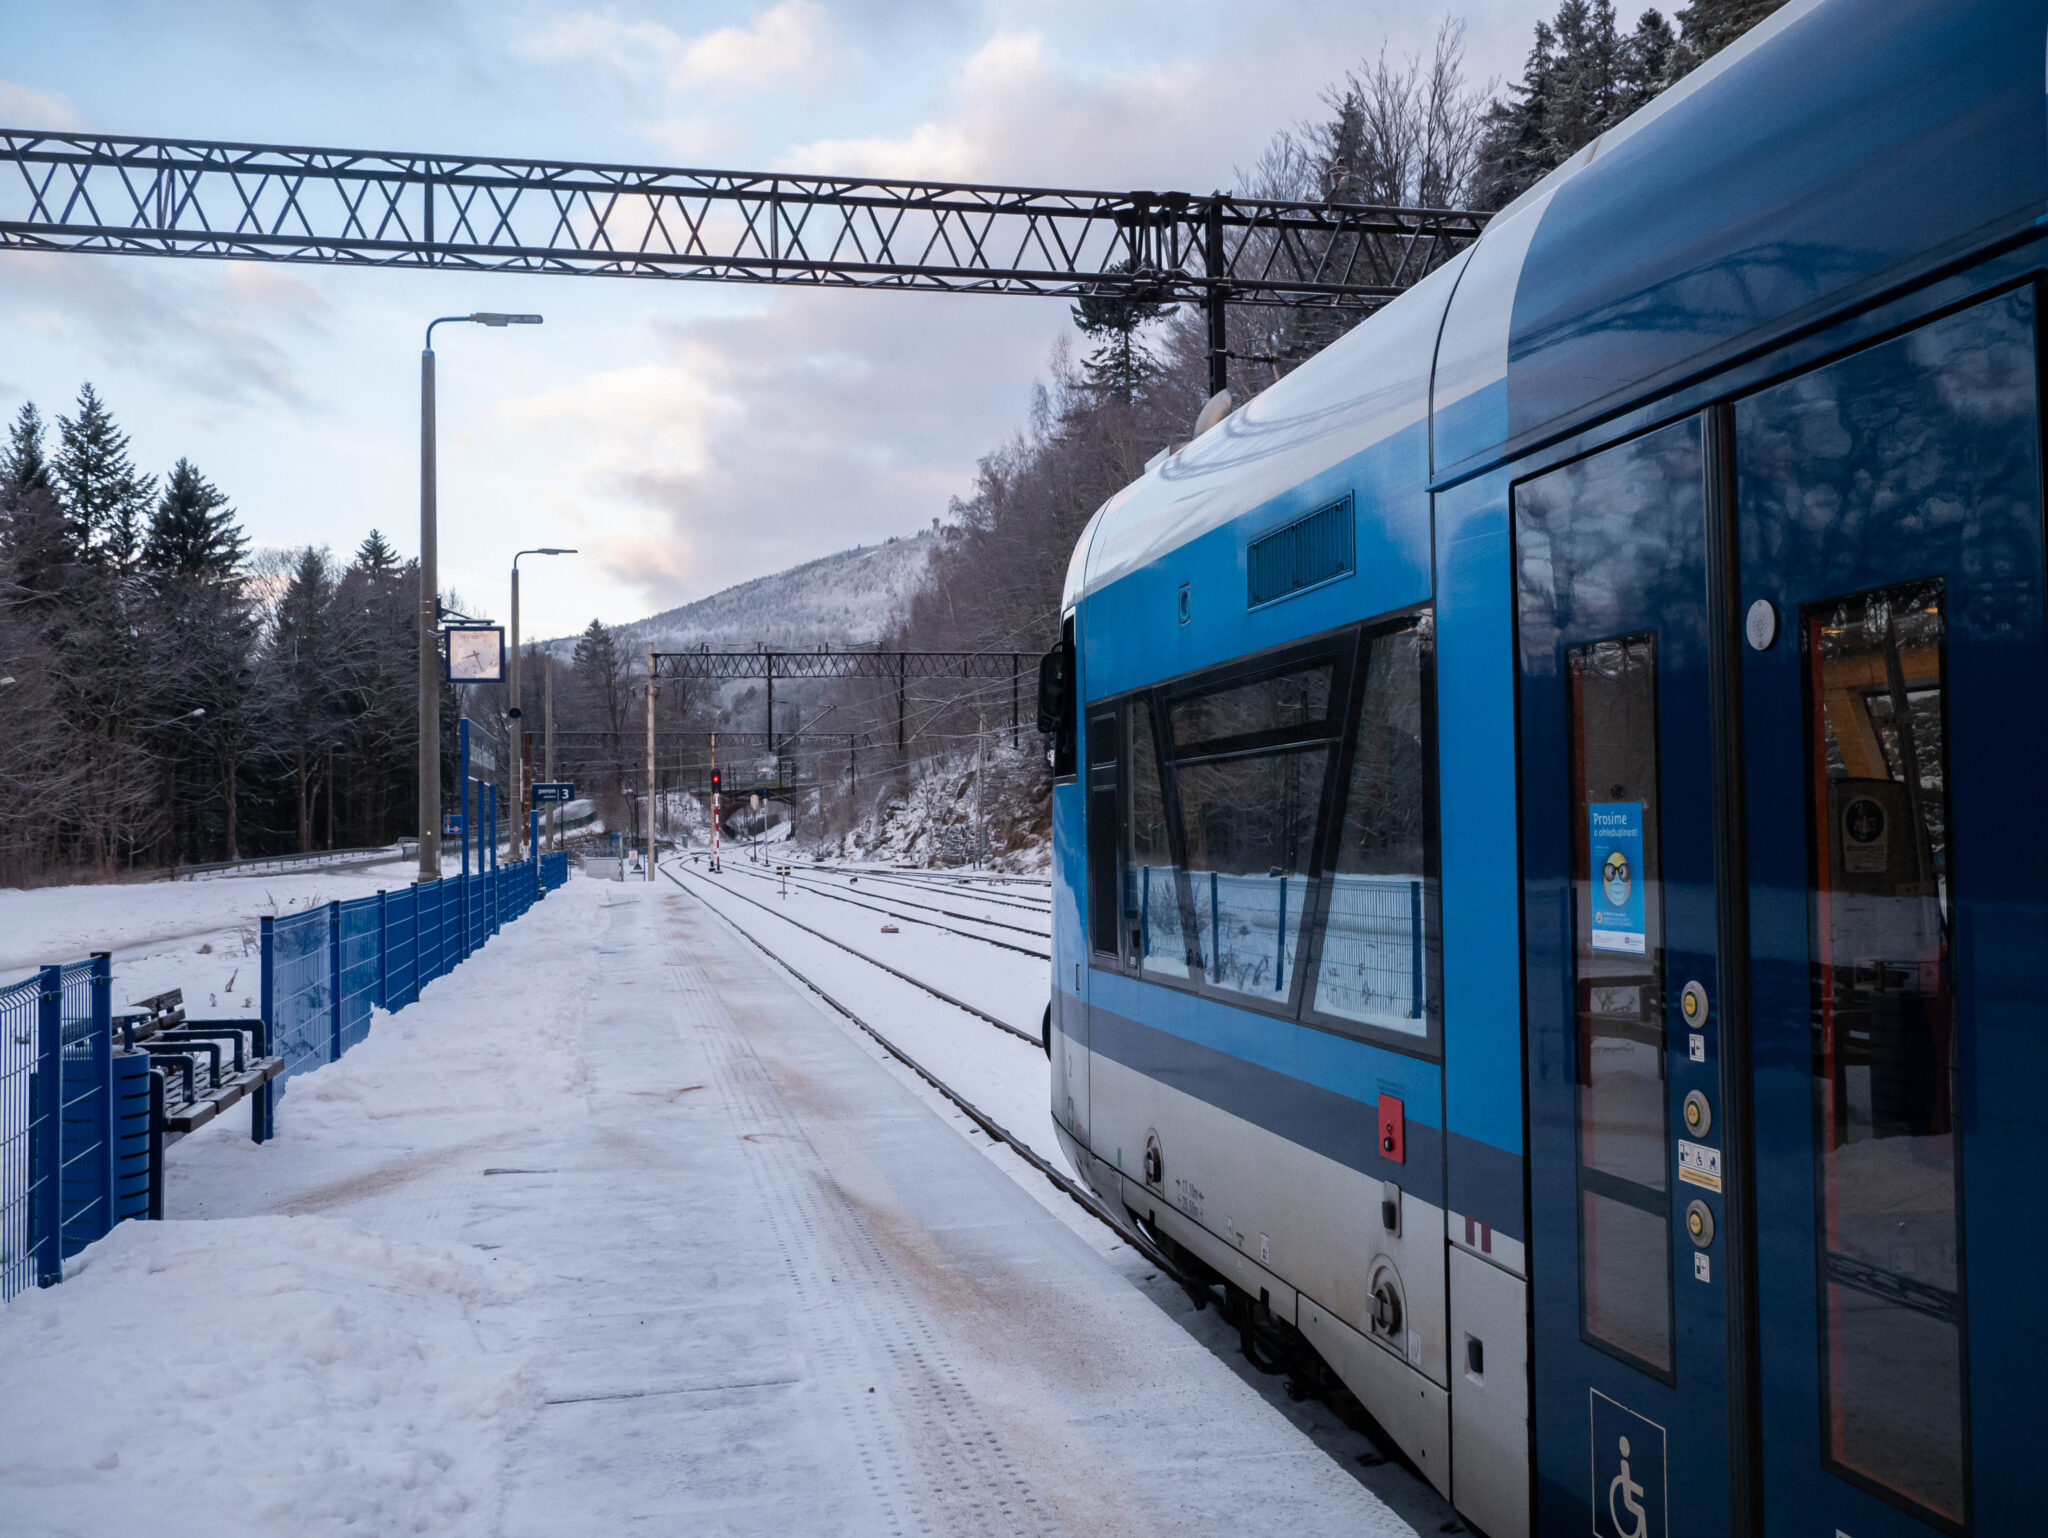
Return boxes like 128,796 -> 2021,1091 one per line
1683,1090 -> 1712,1137
1686,1199 -> 1715,1248
1681,981 -> 1708,1024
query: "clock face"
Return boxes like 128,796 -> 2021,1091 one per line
447,628 -> 503,682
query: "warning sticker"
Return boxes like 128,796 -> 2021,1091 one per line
1677,1140 -> 1722,1193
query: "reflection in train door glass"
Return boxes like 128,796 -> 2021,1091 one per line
1568,633 -> 1673,1377
1087,710 -> 1119,957
1803,580 -> 1966,1527
1124,698 -> 1191,978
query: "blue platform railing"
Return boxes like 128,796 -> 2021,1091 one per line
2,853 -> 570,1302
263,855 -> 563,1104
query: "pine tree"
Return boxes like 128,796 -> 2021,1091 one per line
144,458 -> 246,577
354,528 -> 401,578
2,402 -> 53,494
328,532 -> 417,847
1070,263 -> 1174,405
1543,0 -> 1624,161
267,547 -> 339,852
55,385 -> 155,568
1473,0 -> 1786,211
0,402 -> 73,601
1672,0 -> 1790,71
1619,10 -> 1679,110
572,619 -> 628,793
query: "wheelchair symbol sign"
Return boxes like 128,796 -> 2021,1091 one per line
1591,1390 -> 1667,1538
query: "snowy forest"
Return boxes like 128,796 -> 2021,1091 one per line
0,0 -> 1786,883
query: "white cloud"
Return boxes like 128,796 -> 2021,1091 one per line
775,27 -> 1207,187
517,2 -> 837,94
492,288 -> 1054,613
0,78 -> 81,130
0,252 -> 332,411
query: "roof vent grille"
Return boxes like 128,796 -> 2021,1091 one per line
1247,496 -> 1354,609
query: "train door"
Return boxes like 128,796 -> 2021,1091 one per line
1736,288 -> 2045,1534
1517,284 -> 2047,1538
1516,416 -> 1734,1538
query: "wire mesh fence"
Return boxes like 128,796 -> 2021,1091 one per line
2,856 -> 568,1300
266,859 -> 559,1102
0,971 -> 44,1302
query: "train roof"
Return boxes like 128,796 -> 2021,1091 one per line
1075,0 -> 2047,606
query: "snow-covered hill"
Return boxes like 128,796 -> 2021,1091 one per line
554,530 -> 937,657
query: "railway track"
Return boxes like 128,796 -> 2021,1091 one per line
717,861 -> 1051,952
666,863 -> 1039,1042
661,860 -> 1190,1288
826,866 -> 1053,912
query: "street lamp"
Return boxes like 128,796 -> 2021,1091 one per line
509,546 -> 576,861
417,311 -> 543,885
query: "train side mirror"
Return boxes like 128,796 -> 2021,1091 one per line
1038,617 -> 1077,777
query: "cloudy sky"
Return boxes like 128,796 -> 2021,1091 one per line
1,0 -> 1547,641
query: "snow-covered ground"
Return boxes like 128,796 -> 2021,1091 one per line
0,856 -> 444,1012
0,863 -> 1449,1537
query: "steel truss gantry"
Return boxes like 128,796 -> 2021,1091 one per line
0,129 -> 1487,392
653,648 -> 1036,753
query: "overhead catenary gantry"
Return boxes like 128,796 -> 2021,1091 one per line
651,648 -> 1038,753
0,129 -> 1488,394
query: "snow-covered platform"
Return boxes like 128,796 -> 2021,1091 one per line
0,878 -> 1415,1537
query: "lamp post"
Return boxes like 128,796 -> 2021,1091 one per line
509,547 -> 576,861
417,311 -> 542,885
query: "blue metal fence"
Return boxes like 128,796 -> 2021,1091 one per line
265,857 -> 561,1102
1,970 -> 45,1301
1,853 -> 570,1300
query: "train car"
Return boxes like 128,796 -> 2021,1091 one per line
1037,2 -> 2047,1534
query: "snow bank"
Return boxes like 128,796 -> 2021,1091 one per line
826,746 -> 1049,873
0,1215 -> 536,1538
0,857 -> 427,1011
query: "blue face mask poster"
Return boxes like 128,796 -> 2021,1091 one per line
1589,802 -> 1646,955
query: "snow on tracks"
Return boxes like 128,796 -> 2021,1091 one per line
664,862 -> 1058,1167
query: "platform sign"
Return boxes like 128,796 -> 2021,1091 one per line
460,717 -> 498,773
531,782 -> 575,805
445,625 -> 504,683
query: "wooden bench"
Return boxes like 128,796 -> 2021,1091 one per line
118,988 -> 284,1141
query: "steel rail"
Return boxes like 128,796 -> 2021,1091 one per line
724,862 -> 1050,945
668,861 -> 1038,1040
660,861 -> 1190,1290
798,868 -> 1056,925
822,866 -> 1052,912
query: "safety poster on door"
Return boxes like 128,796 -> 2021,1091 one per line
1589,802 -> 1646,955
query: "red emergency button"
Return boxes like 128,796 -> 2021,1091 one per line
1379,1094 -> 1405,1165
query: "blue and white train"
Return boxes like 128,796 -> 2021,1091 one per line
1038,3 -> 2046,1533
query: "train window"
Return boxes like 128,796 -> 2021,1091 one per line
1309,618 -> 1439,1043
1124,699 -> 1193,978
1178,746 -> 1327,999
1567,632 -> 1674,1378
1801,584 -> 1966,1521
1086,710 -> 1119,957
1168,661 -> 1335,752
1165,653 -> 1339,1002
